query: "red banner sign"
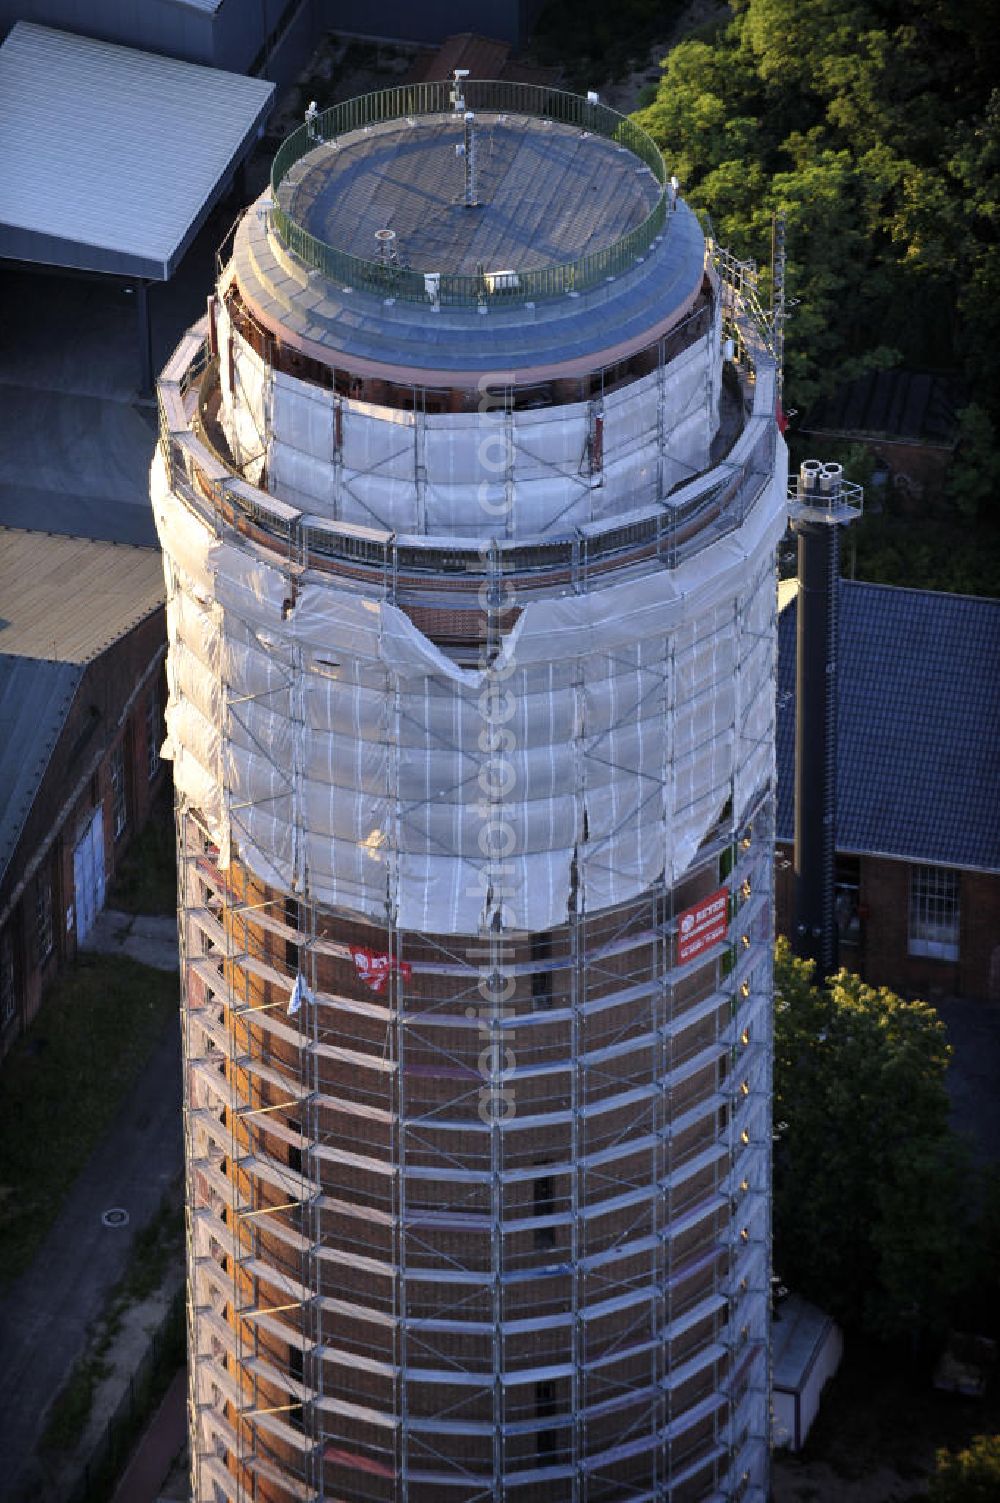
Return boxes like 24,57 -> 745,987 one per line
677,887 -> 729,963
350,946 -> 412,993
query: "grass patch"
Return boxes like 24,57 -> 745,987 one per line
107,781 -> 177,916
116,1197 -> 184,1310
0,955 -> 179,1284
41,1353 -> 112,1454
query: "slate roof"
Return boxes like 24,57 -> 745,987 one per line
800,369 -> 961,447
777,581 -> 1000,872
0,657 -> 82,886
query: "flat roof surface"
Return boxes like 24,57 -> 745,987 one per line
0,22 -> 274,279
0,528 -> 165,662
282,115 -> 660,275
772,1295 -> 837,1391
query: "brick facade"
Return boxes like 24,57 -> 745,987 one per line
775,841 -> 1000,1001
0,610 -> 167,1056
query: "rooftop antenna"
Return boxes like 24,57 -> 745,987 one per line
374,228 -> 398,266
450,68 -> 469,113
771,209 -> 787,401
461,111 -> 479,206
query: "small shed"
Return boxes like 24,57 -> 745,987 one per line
772,1294 -> 844,1452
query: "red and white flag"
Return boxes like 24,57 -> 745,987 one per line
350,947 -> 412,993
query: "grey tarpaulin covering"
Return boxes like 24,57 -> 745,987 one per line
153,432 -> 785,933
216,298 -> 722,538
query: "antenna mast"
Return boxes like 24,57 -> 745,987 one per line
771,210 -> 787,401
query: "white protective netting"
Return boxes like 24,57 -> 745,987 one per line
215,305 -> 720,538
153,433 -> 786,934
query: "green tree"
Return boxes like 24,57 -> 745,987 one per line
632,0 -> 1000,432
929,1434 -> 1000,1503
946,404 -> 1000,521
773,940 -> 968,1343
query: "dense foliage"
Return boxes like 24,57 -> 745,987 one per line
772,940 -> 969,1343
634,0 -> 1000,582
929,1433 -> 1000,1502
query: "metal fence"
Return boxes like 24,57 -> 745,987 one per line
269,80 -> 668,306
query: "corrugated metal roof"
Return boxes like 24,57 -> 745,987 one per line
777,581 -> 1000,872
801,369 -> 962,446
0,529 -> 165,662
0,656 -> 82,885
0,22 -> 274,278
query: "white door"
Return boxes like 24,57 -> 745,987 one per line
73,807 -> 105,944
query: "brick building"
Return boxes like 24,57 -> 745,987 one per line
776,580 -> 1000,1000
0,528 -> 167,1055
798,369 -> 962,506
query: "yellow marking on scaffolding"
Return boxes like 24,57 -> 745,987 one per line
236,1199 -> 304,1220
238,1401 -> 302,1418
236,1098 -> 302,1119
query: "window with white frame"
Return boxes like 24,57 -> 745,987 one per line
110,742 -> 128,840
35,871 -> 54,962
0,930 -> 15,1027
146,687 -> 161,782
909,865 -> 960,961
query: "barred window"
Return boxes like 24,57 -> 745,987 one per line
35,872 -> 54,962
110,743 -> 128,840
146,688 -> 161,782
909,866 -> 960,961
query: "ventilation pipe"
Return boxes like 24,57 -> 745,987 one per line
791,459 -> 859,978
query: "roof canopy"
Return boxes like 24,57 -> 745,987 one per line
0,22 -> 274,280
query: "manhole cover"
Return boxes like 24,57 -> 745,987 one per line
102,1208 -> 129,1228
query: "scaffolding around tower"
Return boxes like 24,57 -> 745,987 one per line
155,83 -> 787,1503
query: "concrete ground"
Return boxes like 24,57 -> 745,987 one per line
0,1018 -> 183,1502
82,911 -> 180,973
0,178 -> 263,547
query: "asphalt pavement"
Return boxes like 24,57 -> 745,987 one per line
0,1016 -> 183,1501
0,191 -> 243,549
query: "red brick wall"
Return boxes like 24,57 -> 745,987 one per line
775,842 -> 1000,1001
775,842 -> 794,941
0,615 -> 168,1058
961,870 -> 1000,1002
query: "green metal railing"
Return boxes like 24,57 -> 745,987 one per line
269,80 -> 668,307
